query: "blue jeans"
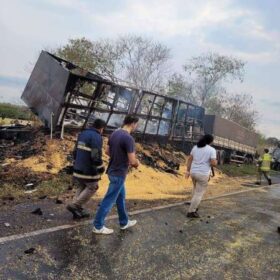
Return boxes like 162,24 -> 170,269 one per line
93,175 -> 128,229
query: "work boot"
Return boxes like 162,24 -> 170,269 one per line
268,179 -> 272,185
66,204 -> 90,219
187,212 -> 200,218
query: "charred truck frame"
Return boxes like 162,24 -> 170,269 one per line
21,51 -> 257,163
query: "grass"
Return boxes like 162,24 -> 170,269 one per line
0,174 -> 71,201
0,184 -> 25,200
218,164 -> 280,177
35,174 -> 72,198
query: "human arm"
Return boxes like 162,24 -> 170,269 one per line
105,145 -> 110,156
128,152 -> 140,168
185,155 -> 193,179
125,136 -> 140,168
210,148 -> 217,167
91,136 -> 105,174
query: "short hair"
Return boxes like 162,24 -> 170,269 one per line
123,115 -> 139,126
264,148 -> 269,153
92,119 -> 106,129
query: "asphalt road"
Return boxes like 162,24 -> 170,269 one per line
0,184 -> 279,279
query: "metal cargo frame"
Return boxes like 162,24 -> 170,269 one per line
21,51 -> 204,151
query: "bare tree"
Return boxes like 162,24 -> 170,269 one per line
184,52 -> 245,106
207,92 -> 259,130
117,35 -> 171,91
166,73 -> 194,102
55,35 -> 171,91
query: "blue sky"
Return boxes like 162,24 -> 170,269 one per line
0,0 -> 279,137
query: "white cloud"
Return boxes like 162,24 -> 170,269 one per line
0,0 -> 279,137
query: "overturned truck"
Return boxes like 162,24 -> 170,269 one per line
21,51 -> 257,162
21,51 -> 204,151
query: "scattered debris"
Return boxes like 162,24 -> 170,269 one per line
46,164 -> 53,170
24,189 -> 37,194
137,143 -> 185,174
2,196 -> 15,201
4,223 -> 11,227
25,183 -> 34,189
165,222 -> 168,226
179,230 -> 183,233
55,199 -> 63,204
31,208 -> 43,215
24,248 -> 36,254
39,195 -> 47,200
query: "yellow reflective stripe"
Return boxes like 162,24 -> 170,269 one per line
97,164 -> 104,169
73,172 -> 101,180
77,145 -> 92,152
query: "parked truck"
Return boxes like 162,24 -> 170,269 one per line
204,115 -> 258,164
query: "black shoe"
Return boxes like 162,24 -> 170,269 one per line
79,208 -> 90,218
187,212 -> 200,218
268,179 -> 272,185
66,205 -> 90,219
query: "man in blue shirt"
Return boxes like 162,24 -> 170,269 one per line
93,115 -> 140,234
67,119 -> 106,219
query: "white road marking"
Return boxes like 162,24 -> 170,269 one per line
0,185 -> 275,244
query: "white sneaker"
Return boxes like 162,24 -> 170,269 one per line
92,226 -> 114,235
120,220 -> 137,230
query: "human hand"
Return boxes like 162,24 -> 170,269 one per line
131,159 -> 140,169
185,171 -> 190,179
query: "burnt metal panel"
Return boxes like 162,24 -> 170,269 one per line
21,50 -> 205,146
204,115 -> 258,148
21,51 -> 69,129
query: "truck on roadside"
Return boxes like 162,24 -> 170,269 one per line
204,115 -> 258,164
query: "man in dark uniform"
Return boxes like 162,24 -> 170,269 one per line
66,119 -> 106,219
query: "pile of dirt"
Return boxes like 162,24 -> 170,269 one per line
0,128 -> 76,187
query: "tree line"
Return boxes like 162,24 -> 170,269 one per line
0,103 -> 32,121
54,35 -> 257,131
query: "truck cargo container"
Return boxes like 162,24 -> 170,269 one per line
204,115 -> 258,164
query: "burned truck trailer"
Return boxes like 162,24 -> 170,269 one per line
204,115 -> 258,164
21,51 -> 204,149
